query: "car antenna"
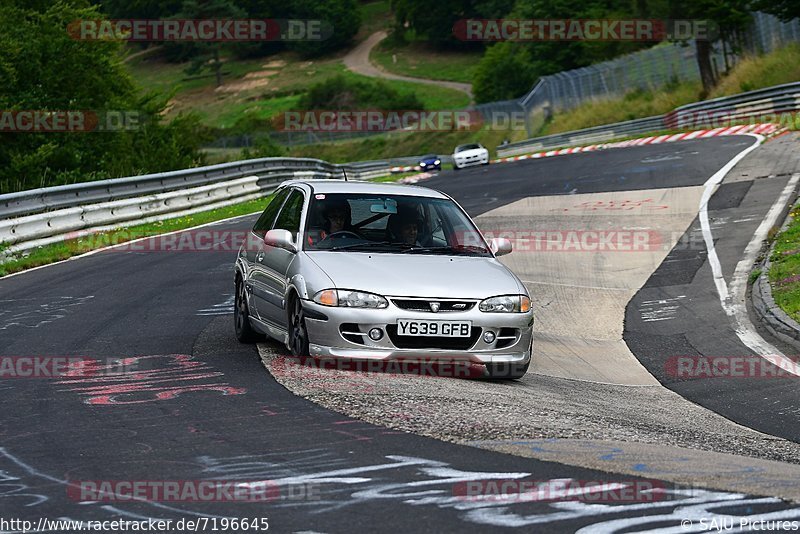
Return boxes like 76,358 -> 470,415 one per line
342,167 -> 349,182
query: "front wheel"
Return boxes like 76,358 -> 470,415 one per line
234,279 -> 260,343
287,296 -> 310,357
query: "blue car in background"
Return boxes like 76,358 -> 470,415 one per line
418,154 -> 441,171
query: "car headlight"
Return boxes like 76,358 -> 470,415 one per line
479,295 -> 531,313
434,159 -> 441,165
420,162 -> 427,166
313,289 -> 388,309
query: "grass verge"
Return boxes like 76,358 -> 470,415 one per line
0,196 -> 273,277
768,202 -> 800,321
370,40 -> 481,84
538,44 -> 800,137
710,43 -> 800,98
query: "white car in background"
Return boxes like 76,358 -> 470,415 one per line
452,143 -> 489,170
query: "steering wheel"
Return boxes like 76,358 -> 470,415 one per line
322,231 -> 361,240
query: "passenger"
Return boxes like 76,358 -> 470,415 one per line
388,206 -> 423,246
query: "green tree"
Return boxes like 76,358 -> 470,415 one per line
392,0 -> 514,47
0,1 -> 205,193
285,0 -> 361,57
97,0 -> 183,18
172,0 -> 246,85
665,0 -> 752,95
472,42 -> 536,102
751,0 -> 800,22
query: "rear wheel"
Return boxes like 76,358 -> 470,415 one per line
287,296 -> 310,357
234,278 -> 259,343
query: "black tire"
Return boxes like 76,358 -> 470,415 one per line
485,359 -> 530,379
234,278 -> 260,343
287,295 -> 310,357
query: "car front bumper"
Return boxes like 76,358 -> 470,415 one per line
454,153 -> 489,168
302,298 -> 533,364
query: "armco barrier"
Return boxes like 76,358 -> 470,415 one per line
497,115 -> 665,158
0,158 -> 388,220
0,157 -> 389,254
665,81 -> 800,128
498,81 -> 800,158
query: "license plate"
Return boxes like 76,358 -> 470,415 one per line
396,319 -> 472,337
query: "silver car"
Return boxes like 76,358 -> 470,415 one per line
234,180 -> 533,379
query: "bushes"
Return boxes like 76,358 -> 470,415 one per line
298,74 -> 424,110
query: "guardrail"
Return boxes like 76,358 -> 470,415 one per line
665,81 -> 800,128
498,81 -> 800,158
0,158 -> 387,220
0,157 -> 389,254
497,115 -> 665,158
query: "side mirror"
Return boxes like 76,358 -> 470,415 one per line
488,237 -> 512,257
264,229 -> 297,253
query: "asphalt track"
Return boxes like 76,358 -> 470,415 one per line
2,135 -> 800,532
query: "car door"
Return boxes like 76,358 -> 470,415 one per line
246,187 -> 290,321
254,187 -> 306,327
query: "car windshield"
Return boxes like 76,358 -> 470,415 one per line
304,193 -> 491,256
456,144 -> 481,152
421,154 -> 437,160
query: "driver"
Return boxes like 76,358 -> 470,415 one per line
307,199 -> 360,245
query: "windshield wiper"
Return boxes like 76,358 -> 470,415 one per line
325,241 -> 411,252
401,245 -> 490,255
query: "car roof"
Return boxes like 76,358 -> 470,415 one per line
280,179 -> 449,199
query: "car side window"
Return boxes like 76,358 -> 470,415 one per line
273,189 -> 305,242
253,188 -> 290,238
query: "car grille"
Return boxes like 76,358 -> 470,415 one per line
391,299 -> 476,312
386,325 -> 482,350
